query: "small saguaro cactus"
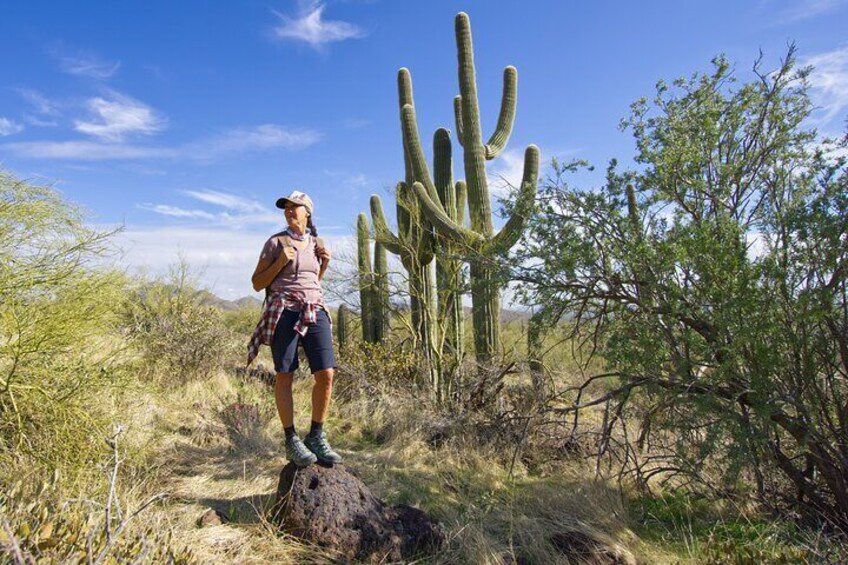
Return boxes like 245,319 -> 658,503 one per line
372,241 -> 388,342
404,12 -> 540,365
337,304 -> 350,351
357,213 -> 375,343
357,213 -> 389,344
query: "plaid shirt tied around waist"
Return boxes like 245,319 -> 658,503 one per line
246,290 -> 328,366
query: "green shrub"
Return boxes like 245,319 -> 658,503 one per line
0,467 -> 194,563
515,50 -> 848,526
0,171 -> 129,475
122,260 -> 240,384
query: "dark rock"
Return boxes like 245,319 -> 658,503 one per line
549,530 -> 635,565
197,508 -> 226,527
271,462 -> 444,563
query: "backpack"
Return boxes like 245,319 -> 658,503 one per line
264,231 -> 325,301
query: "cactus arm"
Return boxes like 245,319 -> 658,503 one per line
400,104 -> 442,209
484,66 -> 517,160
455,180 -> 467,226
456,12 -> 483,147
369,194 -> 404,256
412,181 -> 484,249
398,67 -> 414,107
398,68 -> 415,184
456,12 -> 493,236
357,213 -> 373,270
372,241 -> 388,341
395,181 -> 414,242
453,96 -> 464,147
487,145 -> 539,255
434,128 -> 455,216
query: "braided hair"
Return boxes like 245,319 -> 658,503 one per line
306,215 -> 318,237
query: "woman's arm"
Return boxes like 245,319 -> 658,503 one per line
316,245 -> 331,281
251,246 -> 295,292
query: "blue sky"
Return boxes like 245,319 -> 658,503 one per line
1,0 -> 847,299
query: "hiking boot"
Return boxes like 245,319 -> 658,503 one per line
304,431 -> 343,464
285,435 -> 317,468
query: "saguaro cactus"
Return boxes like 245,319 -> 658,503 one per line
337,304 -> 350,351
357,213 -> 389,343
405,12 -> 540,364
433,128 -> 466,370
372,241 -> 388,341
370,68 -> 440,384
357,213 -> 375,343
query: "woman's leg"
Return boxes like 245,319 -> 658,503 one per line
301,311 -> 342,463
274,371 -> 295,428
311,368 -> 334,424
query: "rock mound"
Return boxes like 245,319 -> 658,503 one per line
271,462 -> 444,563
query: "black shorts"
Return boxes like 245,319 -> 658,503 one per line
271,309 -> 336,374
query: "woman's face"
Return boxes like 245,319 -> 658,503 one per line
284,202 -> 309,231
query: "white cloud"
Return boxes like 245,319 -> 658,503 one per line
16,88 -> 60,116
324,170 -> 370,191
23,115 -> 59,127
1,124 -> 320,161
182,190 -> 265,213
1,140 -> 172,160
136,204 -> 216,220
53,47 -> 120,79
805,45 -> 848,126
74,92 -> 166,141
769,0 -> 847,25
272,2 -> 366,48
114,226 -> 353,299
138,189 -> 279,228
188,124 -> 321,158
0,118 -> 24,136
487,148 -> 530,199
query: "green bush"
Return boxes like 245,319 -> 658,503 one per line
122,260 -> 240,384
0,171 -> 128,475
0,468 -> 194,563
514,51 -> 848,526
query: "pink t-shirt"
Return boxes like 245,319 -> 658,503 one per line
260,234 -> 324,305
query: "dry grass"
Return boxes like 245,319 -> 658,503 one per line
78,366 -> 659,564
80,369 -> 340,564
4,359 -> 778,564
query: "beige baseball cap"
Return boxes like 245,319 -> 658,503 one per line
275,190 -> 313,215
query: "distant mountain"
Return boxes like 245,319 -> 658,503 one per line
233,296 -> 263,309
197,291 -> 531,320
197,291 -> 262,311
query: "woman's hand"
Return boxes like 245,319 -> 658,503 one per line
316,246 -> 331,265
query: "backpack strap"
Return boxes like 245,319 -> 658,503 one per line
265,232 -> 295,300
270,230 -> 293,250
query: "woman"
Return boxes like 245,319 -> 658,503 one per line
248,190 -> 341,467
